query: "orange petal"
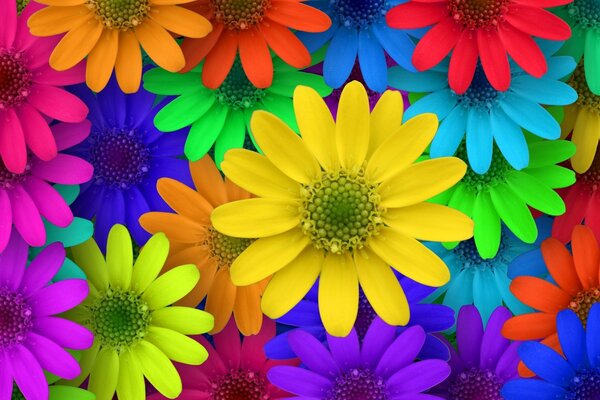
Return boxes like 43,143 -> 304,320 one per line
139,212 -> 207,243
201,29 -> 238,89
541,237 -> 582,296
190,155 -> 228,206
266,0 -> 331,33
156,178 -> 213,222
510,276 -> 571,313
233,285 -> 264,336
238,28 -> 273,88
259,20 -> 310,68
181,23 -> 224,72
27,5 -> 91,36
206,269 -> 237,334
115,31 -> 142,93
149,5 -> 212,38
86,28 -> 118,92
501,312 -> 556,340
135,17 -> 185,72
224,178 -> 252,201
571,225 -> 600,289
49,19 -> 103,71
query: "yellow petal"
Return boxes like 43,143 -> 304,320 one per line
131,232 -> 169,294
115,31 -> 142,94
116,351 -> 145,400
145,326 -> 209,365
71,239 -> 108,291
233,285 -> 263,336
366,113 -> 438,182
62,341 -> 99,387
354,248 -> 409,326
368,90 -> 404,158
88,348 -> 119,400
222,149 -> 300,199
142,264 -> 199,309
211,198 -> 300,238
230,228 -> 311,286
561,105 -> 577,139
27,5 -> 90,36
132,341 -> 182,398
383,203 -> 474,242
205,269 -> 236,334
261,247 -> 323,318
86,28 -> 118,92
135,18 -> 185,72
106,224 -> 133,289
571,108 -> 600,173
149,5 -> 212,38
336,81 -> 370,170
152,306 -> 214,335
293,85 -> 339,171
318,253 -> 358,337
50,19 -> 103,71
368,227 -> 450,287
379,157 -> 467,208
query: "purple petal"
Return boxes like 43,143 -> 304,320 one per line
401,276 -> 437,303
20,243 -> 65,297
0,231 -> 28,290
267,366 -> 332,398
456,306 -> 484,368
0,352 -> 12,399
495,341 -> 521,381
288,330 -> 339,378
150,131 -> 186,157
126,87 -> 156,128
418,333 -> 451,361
24,332 -> 81,379
361,317 -> 398,369
277,300 -> 322,327
93,189 -> 125,252
480,306 -> 512,370
33,317 -> 93,350
9,345 -> 48,400
408,304 -> 455,332
124,186 -> 151,246
29,279 -> 88,316
327,329 -> 360,370
376,326 -> 426,378
387,360 -> 451,395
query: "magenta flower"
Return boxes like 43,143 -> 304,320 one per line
0,120 -> 93,252
0,234 -> 92,400
0,0 -> 88,174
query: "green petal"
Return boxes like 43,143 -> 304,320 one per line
133,341 -> 182,399
53,257 -> 86,281
261,94 -> 298,132
154,90 -> 215,132
214,109 -> 246,168
447,184 -> 476,217
244,107 -> 262,153
489,184 -> 537,243
527,139 -> 576,168
143,68 -> 203,95
184,104 -> 228,161
557,25 -> 585,61
584,30 -> 600,95
506,171 -> 566,215
408,92 -> 427,105
131,232 -> 169,294
53,184 -> 79,205
49,386 -> 95,400
45,217 -> 94,248
116,351 -> 145,400
88,348 -> 119,400
526,165 -> 576,189
269,71 -> 332,98
145,326 -> 209,365
472,191 -> 501,259
547,105 -> 564,124
142,264 -> 199,310
152,306 -> 214,334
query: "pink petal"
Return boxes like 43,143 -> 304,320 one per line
214,317 -> 242,368
33,317 -> 93,350
9,345 -> 48,400
0,0 -> 17,48
448,30 -> 478,95
24,36 -> 60,70
20,242 -> 65,297
0,190 -> 12,252
24,332 -> 81,380
26,84 -> 88,123
0,230 -> 28,290
31,154 -> 93,185
477,29 -> 510,92
499,23 -> 547,78
241,318 -> 275,371
0,353 -> 12,400
28,279 -> 89,316
22,177 -> 73,227
412,17 -> 462,71
13,2 -> 43,51
194,335 -> 228,379
8,185 -> 46,247
16,103 -> 57,162
0,108 -> 27,173
32,61 -> 86,86
52,120 -> 91,151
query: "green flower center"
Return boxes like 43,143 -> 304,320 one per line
16,0 -> 29,13
210,0 -> 271,30
578,151 -> 600,192
568,287 -> 600,327
87,288 -> 151,350
448,0 -> 511,29
211,369 -> 270,400
457,145 -> 511,191
215,59 -> 265,109
571,61 -> 600,115
87,0 -> 150,30
300,170 -> 383,255
11,386 -> 25,400
0,49 -> 32,110
567,0 -> 600,30
206,227 -> 254,269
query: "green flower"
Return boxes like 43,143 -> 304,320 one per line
143,56 -> 332,167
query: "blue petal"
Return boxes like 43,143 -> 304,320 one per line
277,300 -> 323,327
97,75 -> 127,126
501,379 -> 567,400
535,215 -> 554,245
518,341 -> 575,387
408,304 -> 455,332
418,334 -> 451,360
490,107 -> 529,170
323,27 -> 358,89
404,89 -> 458,121
587,303 -> 600,368
388,67 -> 447,92
298,24 -> 338,53
508,249 -> 548,279
511,76 -> 578,106
124,186 -> 151,246
536,38 -> 564,56
430,105 -> 467,158
546,56 -> 577,80
466,107 -> 493,174
358,27 -> 388,92
499,93 -> 561,140
473,269 -> 502,323
556,309 -> 588,371
94,189 -> 125,252
372,23 -> 416,72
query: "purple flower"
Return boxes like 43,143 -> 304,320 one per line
267,320 -> 451,399
0,234 -> 92,400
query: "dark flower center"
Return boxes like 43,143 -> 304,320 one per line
211,0 -> 271,30
331,0 -> 387,28
0,49 -> 32,111
205,227 -> 254,270
215,59 -> 265,109
448,368 -> 503,400
567,0 -> 600,29
0,159 -> 30,190
89,127 -> 150,190
458,65 -> 501,107
570,61 -> 600,115
211,369 -> 270,400
577,151 -> 600,193
457,144 -> 511,191
455,232 -> 509,265
87,0 -> 150,30
0,288 -> 33,350
567,369 -> 600,400
355,292 -> 377,341
568,288 -> 600,327
330,61 -> 385,104
448,0 -> 511,29
326,369 -> 388,400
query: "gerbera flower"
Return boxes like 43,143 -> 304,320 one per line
430,306 -> 520,399
265,276 -> 455,360
143,56 -> 331,165
431,136 -> 575,259
66,78 -> 191,251
390,41 -> 577,173
0,235 -> 92,400
427,217 -> 552,323
22,361 -> 95,400
180,0 -> 331,89
27,0 -> 212,93
0,120 -> 93,253
211,81 -> 473,337
562,62 -> 600,173
268,322 -> 451,398
502,304 -> 600,399
147,317 -> 296,400
502,225 -> 600,374
140,155 -> 266,336
293,0 -> 421,92
386,0 -> 572,93
65,224 -> 214,400
0,0 -> 88,174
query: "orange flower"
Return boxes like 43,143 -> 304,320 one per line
502,225 -> 600,375
180,0 -> 331,89
139,155 -> 267,336
27,0 -> 212,93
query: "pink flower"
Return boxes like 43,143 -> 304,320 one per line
0,0 -> 88,174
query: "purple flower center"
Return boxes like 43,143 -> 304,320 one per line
0,288 -> 33,349
211,369 -> 270,400
567,369 -> 600,400
89,128 -> 150,190
0,49 -> 32,111
329,62 -> 383,107
448,368 -> 502,400
331,0 -> 387,28
355,292 -> 377,341
0,159 -> 30,190
325,369 -> 388,400
458,65 -> 500,109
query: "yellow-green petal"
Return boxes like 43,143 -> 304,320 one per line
131,232 -> 169,294
145,326 -> 208,365
151,307 -> 214,335
49,386 -> 95,400
133,340 -> 182,399
88,348 -> 119,400
142,264 -> 199,310
71,239 -> 108,291
106,224 -> 133,289
116,351 -> 145,400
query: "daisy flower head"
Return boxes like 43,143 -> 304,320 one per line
211,81 -> 474,337
0,0 -> 88,174
66,78 -> 192,251
502,304 -> 600,399
66,224 -> 214,400
143,56 -> 332,166
432,136 -> 575,259
386,0 -> 572,94
390,41 -> 577,174
0,235 -> 92,400
268,321 -> 451,399
0,120 -> 93,253
140,155 -> 266,336
27,0 -> 212,94
265,276 -> 455,360
180,0 -> 331,89
147,318 -> 297,400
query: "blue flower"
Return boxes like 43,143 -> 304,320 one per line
297,0 -> 421,92
502,303 -> 600,399
265,275 -> 455,361
389,41 -> 578,174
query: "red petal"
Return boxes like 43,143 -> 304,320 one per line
505,6 -> 571,40
449,30 -> 478,94
499,23 -> 547,78
260,20 -> 311,68
412,17 -> 462,71
477,29 -> 510,92
239,28 -> 273,88
386,2 -> 449,29
202,30 -> 238,89
180,23 -> 224,73
514,0 -> 572,8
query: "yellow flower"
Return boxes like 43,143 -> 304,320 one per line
211,81 -> 474,337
